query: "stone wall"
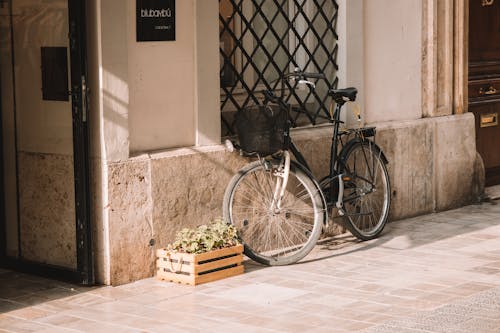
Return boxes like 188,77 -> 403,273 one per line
104,113 -> 479,285
18,152 -> 76,269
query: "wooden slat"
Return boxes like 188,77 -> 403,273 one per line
193,254 -> 243,274
156,244 -> 243,263
156,264 -> 244,286
156,265 -> 244,286
192,244 -> 244,263
156,259 -> 193,274
156,249 -> 195,262
157,270 -> 195,285
193,265 -> 244,285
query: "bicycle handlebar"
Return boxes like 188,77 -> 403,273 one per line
260,70 -> 326,104
283,71 -> 326,81
302,72 -> 326,80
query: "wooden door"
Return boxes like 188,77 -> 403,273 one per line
469,1 -> 500,186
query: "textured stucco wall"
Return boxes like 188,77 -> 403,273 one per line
128,1 -> 196,152
105,114 -> 478,285
363,0 -> 422,123
96,0 -> 217,159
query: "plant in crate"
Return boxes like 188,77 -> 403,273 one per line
156,219 -> 244,285
168,219 -> 240,254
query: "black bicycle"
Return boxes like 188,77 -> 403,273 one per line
223,69 -> 391,266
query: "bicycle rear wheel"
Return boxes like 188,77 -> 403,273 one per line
340,141 -> 391,240
223,159 -> 325,266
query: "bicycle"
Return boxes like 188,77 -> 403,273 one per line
223,69 -> 391,266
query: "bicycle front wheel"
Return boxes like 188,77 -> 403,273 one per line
223,160 -> 325,266
340,141 -> 391,240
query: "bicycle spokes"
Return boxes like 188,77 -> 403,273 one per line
223,159 -> 324,265
341,142 -> 390,240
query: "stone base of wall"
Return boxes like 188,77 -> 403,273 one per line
18,152 -> 76,269
103,113 -> 480,285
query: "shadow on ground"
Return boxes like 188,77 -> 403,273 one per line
299,199 -> 500,265
0,269 -> 94,314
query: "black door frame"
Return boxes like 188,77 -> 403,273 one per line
0,70 -> 5,261
69,0 -> 94,285
0,0 -> 93,285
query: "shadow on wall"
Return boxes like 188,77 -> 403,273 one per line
102,69 -> 129,133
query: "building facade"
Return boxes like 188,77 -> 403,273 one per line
0,0 -> 494,285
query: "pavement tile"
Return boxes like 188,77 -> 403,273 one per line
208,322 -> 281,333
356,283 -> 390,293
1,201 -> 500,332
0,315 -> 21,329
25,328 -> 82,333
88,299 -> 152,316
473,308 -> 500,320
334,320 -> 373,331
417,292 -> 461,304
11,288 -> 79,307
407,283 -> 447,292
435,304 -> 477,316
330,309 -> 396,324
4,306 -> 53,320
28,298 -> 81,313
468,265 -> 500,275
358,323 -> 428,333
442,282 -> 494,297
456,317 -> 500,333
0,299 -> 24,313
37,314 -> 143,332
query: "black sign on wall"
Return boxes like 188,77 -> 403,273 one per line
137,0 -> 175,42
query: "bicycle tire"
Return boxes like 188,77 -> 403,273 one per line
223,159 -> 325,266
340,140 -> 391,240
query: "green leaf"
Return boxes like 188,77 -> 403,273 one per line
166,219 -> 241,254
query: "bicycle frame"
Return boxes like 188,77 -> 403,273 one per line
284,100 -> 345,209
258,71 -> 387,215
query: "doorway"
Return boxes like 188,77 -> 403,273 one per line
469,1 -> 500,187
0,0 -> 92,284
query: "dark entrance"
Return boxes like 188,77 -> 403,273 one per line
469,1 -> 500,187
0,0 -> 93,285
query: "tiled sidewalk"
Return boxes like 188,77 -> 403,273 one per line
1,200 -> 500,332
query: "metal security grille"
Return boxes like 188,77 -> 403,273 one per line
220,0 -> 339,136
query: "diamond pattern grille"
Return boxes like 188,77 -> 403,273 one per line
220,0 -> 339,136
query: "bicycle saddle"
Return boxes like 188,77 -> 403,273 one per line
329,88 -> 358,102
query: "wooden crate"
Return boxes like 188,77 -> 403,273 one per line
156,244 -> 244,286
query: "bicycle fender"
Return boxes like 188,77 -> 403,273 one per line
291,160 -> 329,227
339,138 -> 389,165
